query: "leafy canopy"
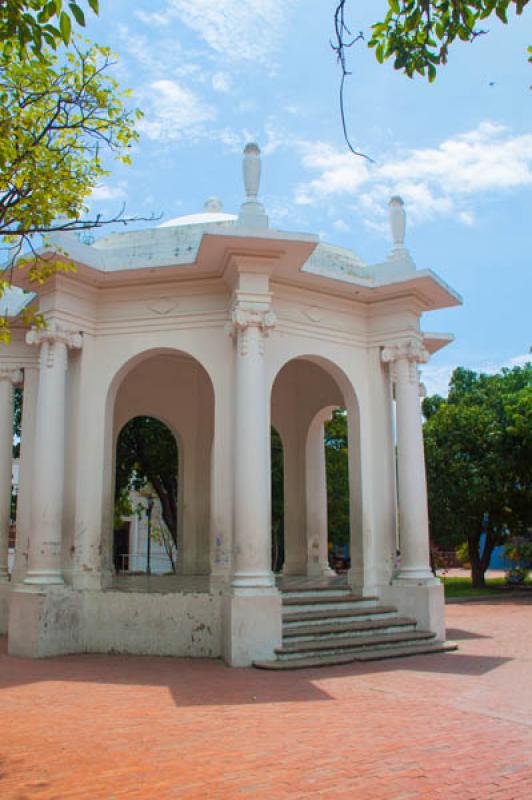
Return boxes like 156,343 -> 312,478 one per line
423,363 -> 532,585
0,1 -> 99,54
368,1 -> 530,81
0,37 -> 141,342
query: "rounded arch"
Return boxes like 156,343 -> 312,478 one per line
101,347 -> 215,580
114,414 -> 179,575
269,354 -> 362,581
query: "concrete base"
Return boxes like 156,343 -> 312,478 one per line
222,590 -> 282,667
0,579 -> 11,634
8,584 -> 222,658
379,579 -> 445,642
8,586 -> 83,657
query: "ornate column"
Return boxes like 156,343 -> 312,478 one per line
25,324 -> 82,585
0,368 -> 22,579
306,407 -> 336,578
231,303 -> 276,588
381,338 -> 434,583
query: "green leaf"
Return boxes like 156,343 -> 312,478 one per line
88,0 -> 99,13
69,3 -> 85,26
59,11 -> 71,43
389,0 -> 400,14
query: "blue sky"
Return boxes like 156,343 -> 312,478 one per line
84,1 -> 531,395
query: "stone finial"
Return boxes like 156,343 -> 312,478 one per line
243,143 -> 261,201
239,143 -> 268,228
388,195 -> 406,251
204,197 -> 223,212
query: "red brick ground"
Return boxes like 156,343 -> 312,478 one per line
1,600 -> 531,799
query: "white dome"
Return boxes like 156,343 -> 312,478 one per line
159,211 -> 237,228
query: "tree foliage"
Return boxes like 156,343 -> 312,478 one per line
115,417 -> 178,546
0,34 -> 141,342
423,363 -> 532,586
368,1 -> 530,81
324,409 -> 350,547
0,0 -> 99,54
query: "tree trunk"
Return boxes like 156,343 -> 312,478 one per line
469,519 -> 495,588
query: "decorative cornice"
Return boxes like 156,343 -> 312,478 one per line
0,367 -> 23,386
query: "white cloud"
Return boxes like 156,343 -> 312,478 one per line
211,72 -> 233,93
134,10 -> 172,27
90,183 -> 128,202
138,79 -> 216,142
295,122 -> 532,227
333,219 -> 349,232
153,0 -> 299,63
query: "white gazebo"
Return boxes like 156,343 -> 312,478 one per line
0,144 -> 460,667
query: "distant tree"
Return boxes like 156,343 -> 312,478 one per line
115,417 -> 178,546
325,409 -> 350,548
423,364 -> 532,587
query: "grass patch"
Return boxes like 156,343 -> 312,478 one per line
442,576 -> 530,598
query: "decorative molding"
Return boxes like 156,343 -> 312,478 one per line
0,367 -> 23,386
144,297 -> 179,316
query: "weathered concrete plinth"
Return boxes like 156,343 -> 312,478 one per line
0,580 -> 11,634
380,579 -> 445,641
8,582 -> 223,658
222,590 -> 282,667
8,585 -> 83,657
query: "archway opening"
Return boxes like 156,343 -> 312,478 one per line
114,416 -> 178,575
105,349 -> 215,582
270,356 -> 359,579
324,409 -> 350,573
271,425 -> 284,572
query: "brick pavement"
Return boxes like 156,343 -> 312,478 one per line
0,600 -> 531,799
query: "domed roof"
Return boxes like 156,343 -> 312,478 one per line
159,197 -> 237,228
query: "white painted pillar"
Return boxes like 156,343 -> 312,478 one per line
382,339 -> 434,583
0,369 -> 22,579
231,305 -> 276,588
282,424 -> 307,576
305,407 -> 336,578
25,325 -> 82,585
11,367 -> 38,583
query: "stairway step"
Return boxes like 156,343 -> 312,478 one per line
351,640 -> 458,662
275,630 -> 436,660
283,605 -> 398,625
282,616 -> 417,640
280,583 -> 349,592
279,585 -> 352,599
254,641 -> 457,671
282,593 -> 376,606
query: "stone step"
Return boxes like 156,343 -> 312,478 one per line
279,585 -> 352,600
282,616 -> 417,643
275,630 -> 436,661
282,594 -> 379,614
254,641 -> 457,671
283,605 -> 398,627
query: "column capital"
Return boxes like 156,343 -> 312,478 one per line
229,302 -> 276,356
381,338 -> 429,366
0,367 -> 23,386
26,322 -> 83,350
